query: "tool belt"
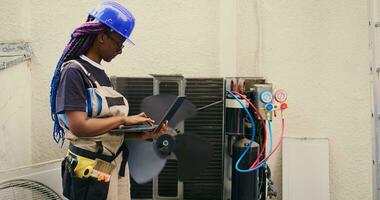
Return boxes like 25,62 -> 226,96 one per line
68,143 -> 129,177
61,142 -> 128,200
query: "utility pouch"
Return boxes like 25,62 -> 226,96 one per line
61,156 -> 110,200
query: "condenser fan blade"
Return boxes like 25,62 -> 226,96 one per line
126,140 -> 167,184
141,94 -> 197,127
173,134 -> 213,181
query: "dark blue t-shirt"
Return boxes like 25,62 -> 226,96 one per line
55,57 -> 112,114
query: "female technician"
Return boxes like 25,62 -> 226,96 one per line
49,2 -> 166,199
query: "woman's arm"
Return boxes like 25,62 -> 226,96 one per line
65,111 -> 154,137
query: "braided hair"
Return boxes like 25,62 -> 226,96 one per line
50,16 -> 109,145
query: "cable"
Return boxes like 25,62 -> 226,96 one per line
226,90 -> 267,173
248,119 -> 274,170
250,115 -> 285,169
197,100 -> 223,111
232,91 -> 269,168
230,90 -> 285,171
267,119 -> 273,153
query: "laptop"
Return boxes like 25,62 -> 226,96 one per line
111,96 -> 186,134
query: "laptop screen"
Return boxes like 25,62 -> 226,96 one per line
153,96 -> 186,132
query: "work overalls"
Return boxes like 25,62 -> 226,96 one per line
60,60 -> 131,200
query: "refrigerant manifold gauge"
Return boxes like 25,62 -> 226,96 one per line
260,91 -> 273,104
274,89 -> 288,103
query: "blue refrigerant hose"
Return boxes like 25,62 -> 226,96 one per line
226,90 -> 270,172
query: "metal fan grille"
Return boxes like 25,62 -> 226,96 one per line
111,77 -> 154,198
111,77 -> 224,200
184,78 -> 224,200
0,179 -> 62,200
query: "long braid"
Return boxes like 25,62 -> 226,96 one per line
50,19 -> 108,145
50,37 -> 85,144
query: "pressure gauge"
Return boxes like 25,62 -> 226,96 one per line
274,89 -> 288,103
260,91 -> 273,104
265,103 -> 274,111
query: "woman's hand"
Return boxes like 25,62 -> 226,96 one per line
65,111 -> 158,138
139,120 -> 169,140
124,112 -> 155,126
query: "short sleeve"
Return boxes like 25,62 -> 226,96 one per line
55,63 -> 87,113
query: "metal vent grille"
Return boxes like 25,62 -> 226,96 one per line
184,78 -> 224,200
157,81 -> 180,197
0,179 -> 62,200
112,77 -> 224,200
112,77 -> 154,198
112,77 -> 154,115
158,159 -> 178,197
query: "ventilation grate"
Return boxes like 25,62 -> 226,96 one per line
184,78 -> 224,200
112,77 -> 224,200
112,77 -> 154,198
0,179 -> 62,200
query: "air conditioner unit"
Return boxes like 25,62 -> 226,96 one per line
111,76 -> 225,200
0,159 -> 64,200
112,76 -> 273,200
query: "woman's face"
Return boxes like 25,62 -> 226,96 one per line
100,31 -> 126,62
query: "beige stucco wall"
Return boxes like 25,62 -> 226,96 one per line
259,1 -> 372,199
0,0 -> 32,171
0,0 -> 31,42
0,62 -> 32,170
0,0 -> 373,200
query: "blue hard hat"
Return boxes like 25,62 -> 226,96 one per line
89,1 -> 135,45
